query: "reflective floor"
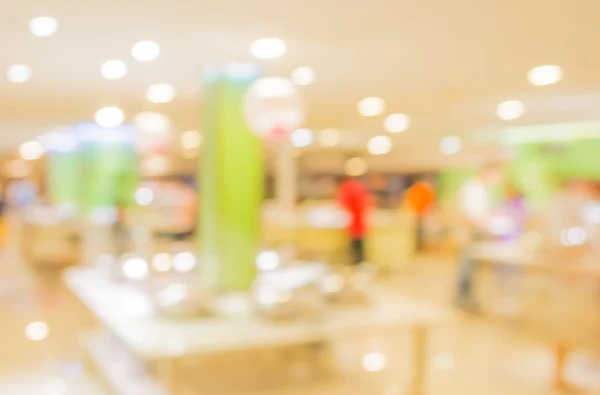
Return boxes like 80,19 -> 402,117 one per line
0,222 -> 587,394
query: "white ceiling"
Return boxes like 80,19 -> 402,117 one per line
2,0 -> 600,166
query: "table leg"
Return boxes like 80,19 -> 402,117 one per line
408,325 -> 428,395
553,342 -> 569,390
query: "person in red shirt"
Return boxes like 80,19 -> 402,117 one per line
338,177 -> 372,264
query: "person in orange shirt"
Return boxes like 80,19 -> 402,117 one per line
404,181 -> 435,251
338,177 -> 372,265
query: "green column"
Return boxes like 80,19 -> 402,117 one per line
199,64 -> 262,291
48,150 -> 81,206
44,130 -> 82,207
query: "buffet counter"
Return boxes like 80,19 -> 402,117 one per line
262,201 -> 416,270
65,267 -> 451,395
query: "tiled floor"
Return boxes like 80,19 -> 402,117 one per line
0,225 -> 592,394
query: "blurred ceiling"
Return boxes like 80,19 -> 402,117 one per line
1,0 -> 600,165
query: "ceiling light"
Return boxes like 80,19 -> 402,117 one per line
101,60 -> 128,80
25,321 -> 49,341
358,97 -> 386,117
496,100 -> 525,120
132,40 -> 160,62
439,136 -> 462,155
291,67 -> 315,86
528,65 -> 562,86
7,65 -> 31,83
146,83 -> 176,103
244,77 -> 303,139
134,112 -> 170,134
384,113 -> 410,133
29,17 -> 58,37
19,141 -> 44,160
345,157 -> 368,176
135,187 -> 154,206
362,352 -> 387,372
290,128 -> 314,148
367,135 -> 392,155
95,107 -> 124,128
318,128 -> 340,147
250,38 -> 287,59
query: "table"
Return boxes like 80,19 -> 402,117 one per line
466,242 -> 600,391
65,267 -> 451,395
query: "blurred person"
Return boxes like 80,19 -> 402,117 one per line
454,165 -> 503,310
490,183 -> 528,311
404,180 -> 435,251
338,176 -> 372,265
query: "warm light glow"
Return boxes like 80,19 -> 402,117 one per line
6,64 -> 32,83
358,97 -> 385,117
152,253 -> 172,272
25,321 -> 49,341
19,141 -> 44,160
244,77 -> 303,139
173,252 -> 196,273
290,128 -> 314,148
384,113 -> 410,133
345,157 -> 368,176
318,128 -> 340,147
362,353 -> 387,372
439,136 -> 462,155
95,107 -> 124,128
135,187 -> 154,206
528,65 -> 562,86
497,100 -> 525,121
146,83 -> 176,103
291,67 -> 315,86
256,251 -> 280,271
122,257 -> 149,280
101,60 -> 128,80
250,38 -> 287,59
134,112 -> 170,134
180,130 -> 202,149
367,135 -> 392,155
132,40 -> 161,62
29,17 -> 58,37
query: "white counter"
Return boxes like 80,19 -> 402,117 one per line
65,268 -> 450,361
